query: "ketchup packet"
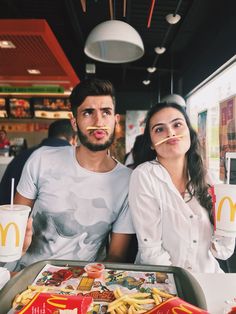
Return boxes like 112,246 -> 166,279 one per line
145,297 -> 209,314
16,293 -> 93,314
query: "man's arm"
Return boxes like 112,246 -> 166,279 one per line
14,192 -> 35,255
14,191 -> 35,207
106,232 -> 136,263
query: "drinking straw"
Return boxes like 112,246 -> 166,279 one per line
154,134 -> 183,146
10,178 -> 15,210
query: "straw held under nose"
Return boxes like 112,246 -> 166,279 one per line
154,134 -> 184,146
86,126 -> 110,131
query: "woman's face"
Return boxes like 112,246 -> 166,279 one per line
149,107 -> 191,160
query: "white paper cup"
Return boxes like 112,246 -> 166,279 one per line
214,184 -> 236,236
0,204 -> 31,262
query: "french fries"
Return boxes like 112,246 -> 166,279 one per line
13,286 -> 50,308
107,288 -> 174,314
86,126 -> 110,131
12,285 -> 77,309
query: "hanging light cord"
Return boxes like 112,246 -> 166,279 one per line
174,0 -> 183,16
144,0 -> 182,84
147,0 -> 156,28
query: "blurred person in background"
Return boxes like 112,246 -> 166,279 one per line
0,129 -> 10,149
0,119 -> 77,205
9,78 -> 134,271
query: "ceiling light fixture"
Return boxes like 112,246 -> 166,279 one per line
0,40 -> 16,48
165,13 -> 181,25
161,93 -> 186,107
147,67 -> 157,73
161,59 -> 186,107
85,63 -> 96,74
27,69 -> 41,75
143,80 -> 151,85
154,47 -> 166,54
84,20 -> 144,63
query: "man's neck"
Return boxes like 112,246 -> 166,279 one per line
75,145 -> 117,172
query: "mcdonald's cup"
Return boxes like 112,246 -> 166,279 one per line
0,204 -> 30,262
214,184 -> 236,236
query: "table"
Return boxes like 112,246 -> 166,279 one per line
193,273 -> 236,314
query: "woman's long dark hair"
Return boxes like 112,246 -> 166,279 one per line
134,102 -> 213,214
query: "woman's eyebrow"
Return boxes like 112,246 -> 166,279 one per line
151,117 -> 184,130
151,123 -> 164,130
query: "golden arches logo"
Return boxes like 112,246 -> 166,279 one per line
0,222 -> 20,247
172,303 -> 203,313
47,295 -> 67,309
217,196 -> 236,222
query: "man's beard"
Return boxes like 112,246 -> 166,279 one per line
77,126 -> 115,152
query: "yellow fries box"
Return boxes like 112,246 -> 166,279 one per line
0,260 -> 207,314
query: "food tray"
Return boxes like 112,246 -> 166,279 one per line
0,260 -> 207,313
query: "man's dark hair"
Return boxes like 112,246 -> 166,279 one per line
69,78 -> 116,116
48,119 -> 76,141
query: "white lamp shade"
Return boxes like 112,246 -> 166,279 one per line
161,93 -> 186,107
84,20 -> 144,63
154,47 -> 166,54
165,13 -> 181,25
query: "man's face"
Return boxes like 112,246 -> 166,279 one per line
73,95 -> 119,152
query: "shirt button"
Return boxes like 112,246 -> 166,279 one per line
193,240 -> 197,243
189,215 -> 193,218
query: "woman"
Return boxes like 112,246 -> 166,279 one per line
129,103 -> 235,273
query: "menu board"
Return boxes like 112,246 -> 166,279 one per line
0,98 -> 7,118
9,98 -> 32,118
33,97 -> 72,119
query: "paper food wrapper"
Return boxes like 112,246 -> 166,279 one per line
145,297 -> 209,314
15,293 -> 93,314
214,184 -> 236,236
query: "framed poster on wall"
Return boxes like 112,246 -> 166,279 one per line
110,114 -> 125,163
219,96 -> 236,180
198,110 -> 208,167
125,110 -> 147,153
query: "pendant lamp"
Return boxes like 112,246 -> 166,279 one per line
84,20 -> 144,63
161,57 -> 186,107
161,93 -> 186,107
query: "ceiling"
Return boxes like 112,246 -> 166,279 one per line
0,0 -> 235,96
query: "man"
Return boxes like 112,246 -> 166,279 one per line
12,78 -> 134,271
0,119 -> 77,205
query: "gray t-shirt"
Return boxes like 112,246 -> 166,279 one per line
14,146 -> 134,270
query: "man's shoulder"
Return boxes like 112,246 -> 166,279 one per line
115,161 -> 133,176
26,145 -> 72,164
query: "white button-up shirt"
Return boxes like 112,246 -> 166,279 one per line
129,160 -> 235,273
